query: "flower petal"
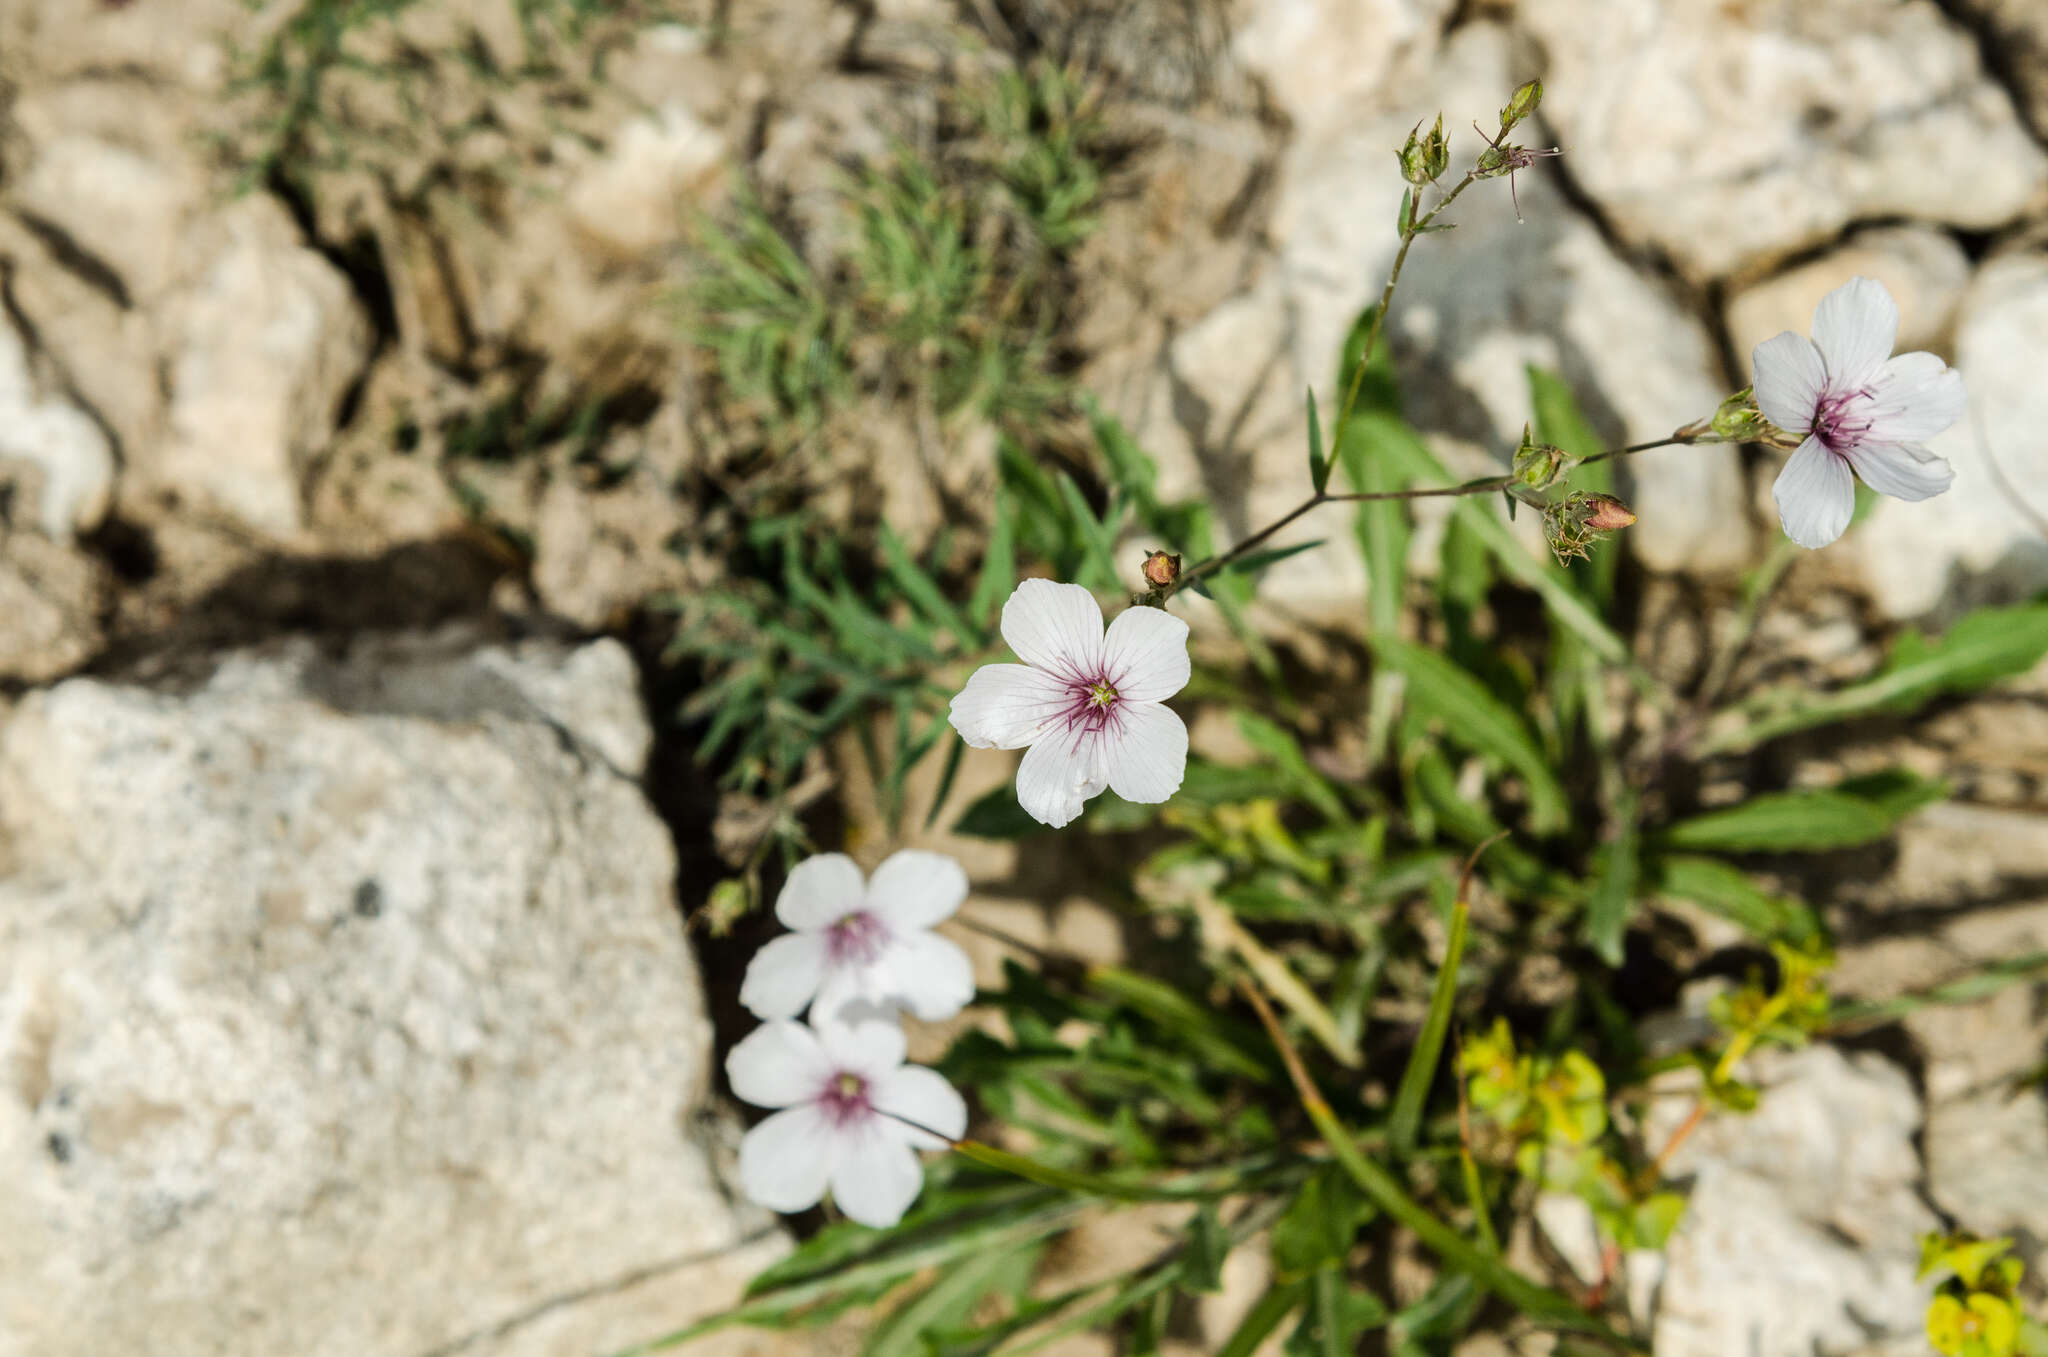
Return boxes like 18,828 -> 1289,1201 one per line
817,1012 -> 908,1081
829,1123 -> 926,1228
1858,351 -> 1966,444
948,663 -> 1073,750
1752,331 -> 1827,434
1101,606 -> 1191,703
1000,579 -> 1104,680
812,964 -> 876,1029
865,850 -> 970,930
1811,276 -> 1899,388
775,852 -> 866,930
1105,702 -> 1188,805
738,931 -> 830,1021
738,1105 -> 838,1213
1772,435 -> 1856,549
1015,729 -> 1109,828
872,1065 -> 968,1148
1848,440 -> 1954,503
726,1019 -> 831,1108
879,930 -> 976,1022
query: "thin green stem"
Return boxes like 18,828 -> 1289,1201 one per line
1161,435 -> 1692,603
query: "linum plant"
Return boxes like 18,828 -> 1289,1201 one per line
643,81 -> 2048,1355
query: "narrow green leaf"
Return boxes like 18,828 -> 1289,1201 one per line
1582,796 -> 1641,966
1056,473 -> 1122,592
1307,387 -> 1331,494
969,489 -> 1017,634
1389,899 -> 1468,1155
879,522 -> 976,646
923,733 -> 969,832
1661,788 -> 1905,853
1088,965 -> 1278,1083
1371,637 -> 1570,835
1647,854 -> 1820,942
950,1141 -> 1244,1202
862,1245 -> 1035,1357
1396,186 -> 1414,235
952,782 -> 1043,839
1705,603 -> 2048,754
1211,537 -> 1327,583
1183,1204 -> 1232,1293
1271,1166 -> 1372,1281
1217,1281 -> 1308,1357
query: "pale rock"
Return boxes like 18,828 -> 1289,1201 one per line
0,534 -> 107,683
1925,1086 -> 2048,1243
1517,0 -> 2048,281
1947,0 -> 2048,133
1644,1046 -> 1934,1356
1850,252 -> 2048,620
1140,22 -> 1751,616
5,82 -> 210,304
1726,226 -> 1972,366
0,634 -> 790,1357
1230,0 -> 1454,134
567,104 -> 727,259
156,197 -> 373,540
0,312 -> 115,539
0,0 -> 239,86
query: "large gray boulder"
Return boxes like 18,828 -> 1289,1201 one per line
0,633 -> 788,1357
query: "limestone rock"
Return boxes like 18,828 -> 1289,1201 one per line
155,198 -> 374,541
1517,0 -> 2048,282
0,534 -> 107,684
1230,0 -> 1453,134
1850,251 -> 2048,620
0,634 -> 788,1357
0,311 -> 116,540
1644,1046 -> 1936,1356
1947,0 -> 2048,134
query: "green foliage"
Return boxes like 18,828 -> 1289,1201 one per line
1920,1234 -> 2048,1357
671,212 -> 2048,1355
682,60 -> 1107,447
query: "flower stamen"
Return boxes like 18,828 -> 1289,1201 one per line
825,911 -> 889,966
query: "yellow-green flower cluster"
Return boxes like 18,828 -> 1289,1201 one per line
1920,1234 -> 2042,1357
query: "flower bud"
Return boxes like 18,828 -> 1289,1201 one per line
1707,386 -> 1770,442
1580,493 -> 1637,532
1542,491 -> 1636,563
1141,550 -> 1181,588
1512,425 -> 1567,490
1398,121 -> 1431,186
1422,113 -> 1449,181
1501,79 -> 1543,132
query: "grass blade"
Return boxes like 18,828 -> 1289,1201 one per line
1389,897 -> 1468,1155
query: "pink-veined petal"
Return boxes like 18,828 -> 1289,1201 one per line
1849,440 -> 1955,503
1811,277 -> 1899,388
1015,728 -> 1109,828
775,852 -> 866,930
738,932 -> 830,1021
726,1019 -> 832,1109
829,1122 -> 926,1227
1000,580 -> 1104,680
948,663 -> 1072,750
865,850 -> 969,930
1752,331 -> 1827,434
872,1065 -> 968,1148
879,930 -> 976,1022
737,1104 -> 839,1213
1858,351 -> 1966,444
1105,702 -> 1188,805
1101,606 -> 1191,702
817,1012 -> 909,1082
1773,435 -> 1857,549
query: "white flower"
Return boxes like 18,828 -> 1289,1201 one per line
948,579 -> 1190,829
739,850 -> 975,1025
1754,276 -> 1966,549
727,1016 -> 966,1228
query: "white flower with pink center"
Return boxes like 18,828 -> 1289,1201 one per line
727,1016 -> 966,1228
1754,276 -> 1966,549
948,579 -> 1190,829
739,850 -> 975,1025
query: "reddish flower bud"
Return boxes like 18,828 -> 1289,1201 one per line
1141,551 -> 1181,588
